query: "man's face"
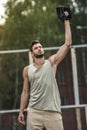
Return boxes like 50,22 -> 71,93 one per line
32,43 -> 44,58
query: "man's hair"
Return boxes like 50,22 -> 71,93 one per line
30,40 -> 40,52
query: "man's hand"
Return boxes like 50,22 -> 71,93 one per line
18,112 -> 25,125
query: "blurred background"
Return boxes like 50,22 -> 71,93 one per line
0,0 -> 87,130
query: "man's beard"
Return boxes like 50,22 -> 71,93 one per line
34,53 -> 44,58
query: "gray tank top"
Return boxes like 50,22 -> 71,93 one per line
28,60 -> 61,112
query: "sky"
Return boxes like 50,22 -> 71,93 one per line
0,0 -> 8,25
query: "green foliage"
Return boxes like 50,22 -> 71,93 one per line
3,0 -> 68,50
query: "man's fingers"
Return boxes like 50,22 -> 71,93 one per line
64,11 -> 69,16
20,120 -> 25,125
18,115 -> 25,125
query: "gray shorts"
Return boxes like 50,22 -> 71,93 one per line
27,108 -> 64,130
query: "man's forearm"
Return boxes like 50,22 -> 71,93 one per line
19,93 -> 29,113
64,20 -> 72,46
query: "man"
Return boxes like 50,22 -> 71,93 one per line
18,7 -> 72,130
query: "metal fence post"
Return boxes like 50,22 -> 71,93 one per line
85,105 -> 87,127
28,51 -> 33,64
71,47 -> 82,130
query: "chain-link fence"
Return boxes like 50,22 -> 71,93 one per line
0,44 -> 87,130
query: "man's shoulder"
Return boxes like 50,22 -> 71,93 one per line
22,65 -> 29,77
23,64 -> 34,73
45,59 -> 52,65
23,65 -> 29,73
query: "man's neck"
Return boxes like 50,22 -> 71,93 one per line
34,57 -> 45,67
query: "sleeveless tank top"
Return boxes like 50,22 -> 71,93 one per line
28,60 -> 61,112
